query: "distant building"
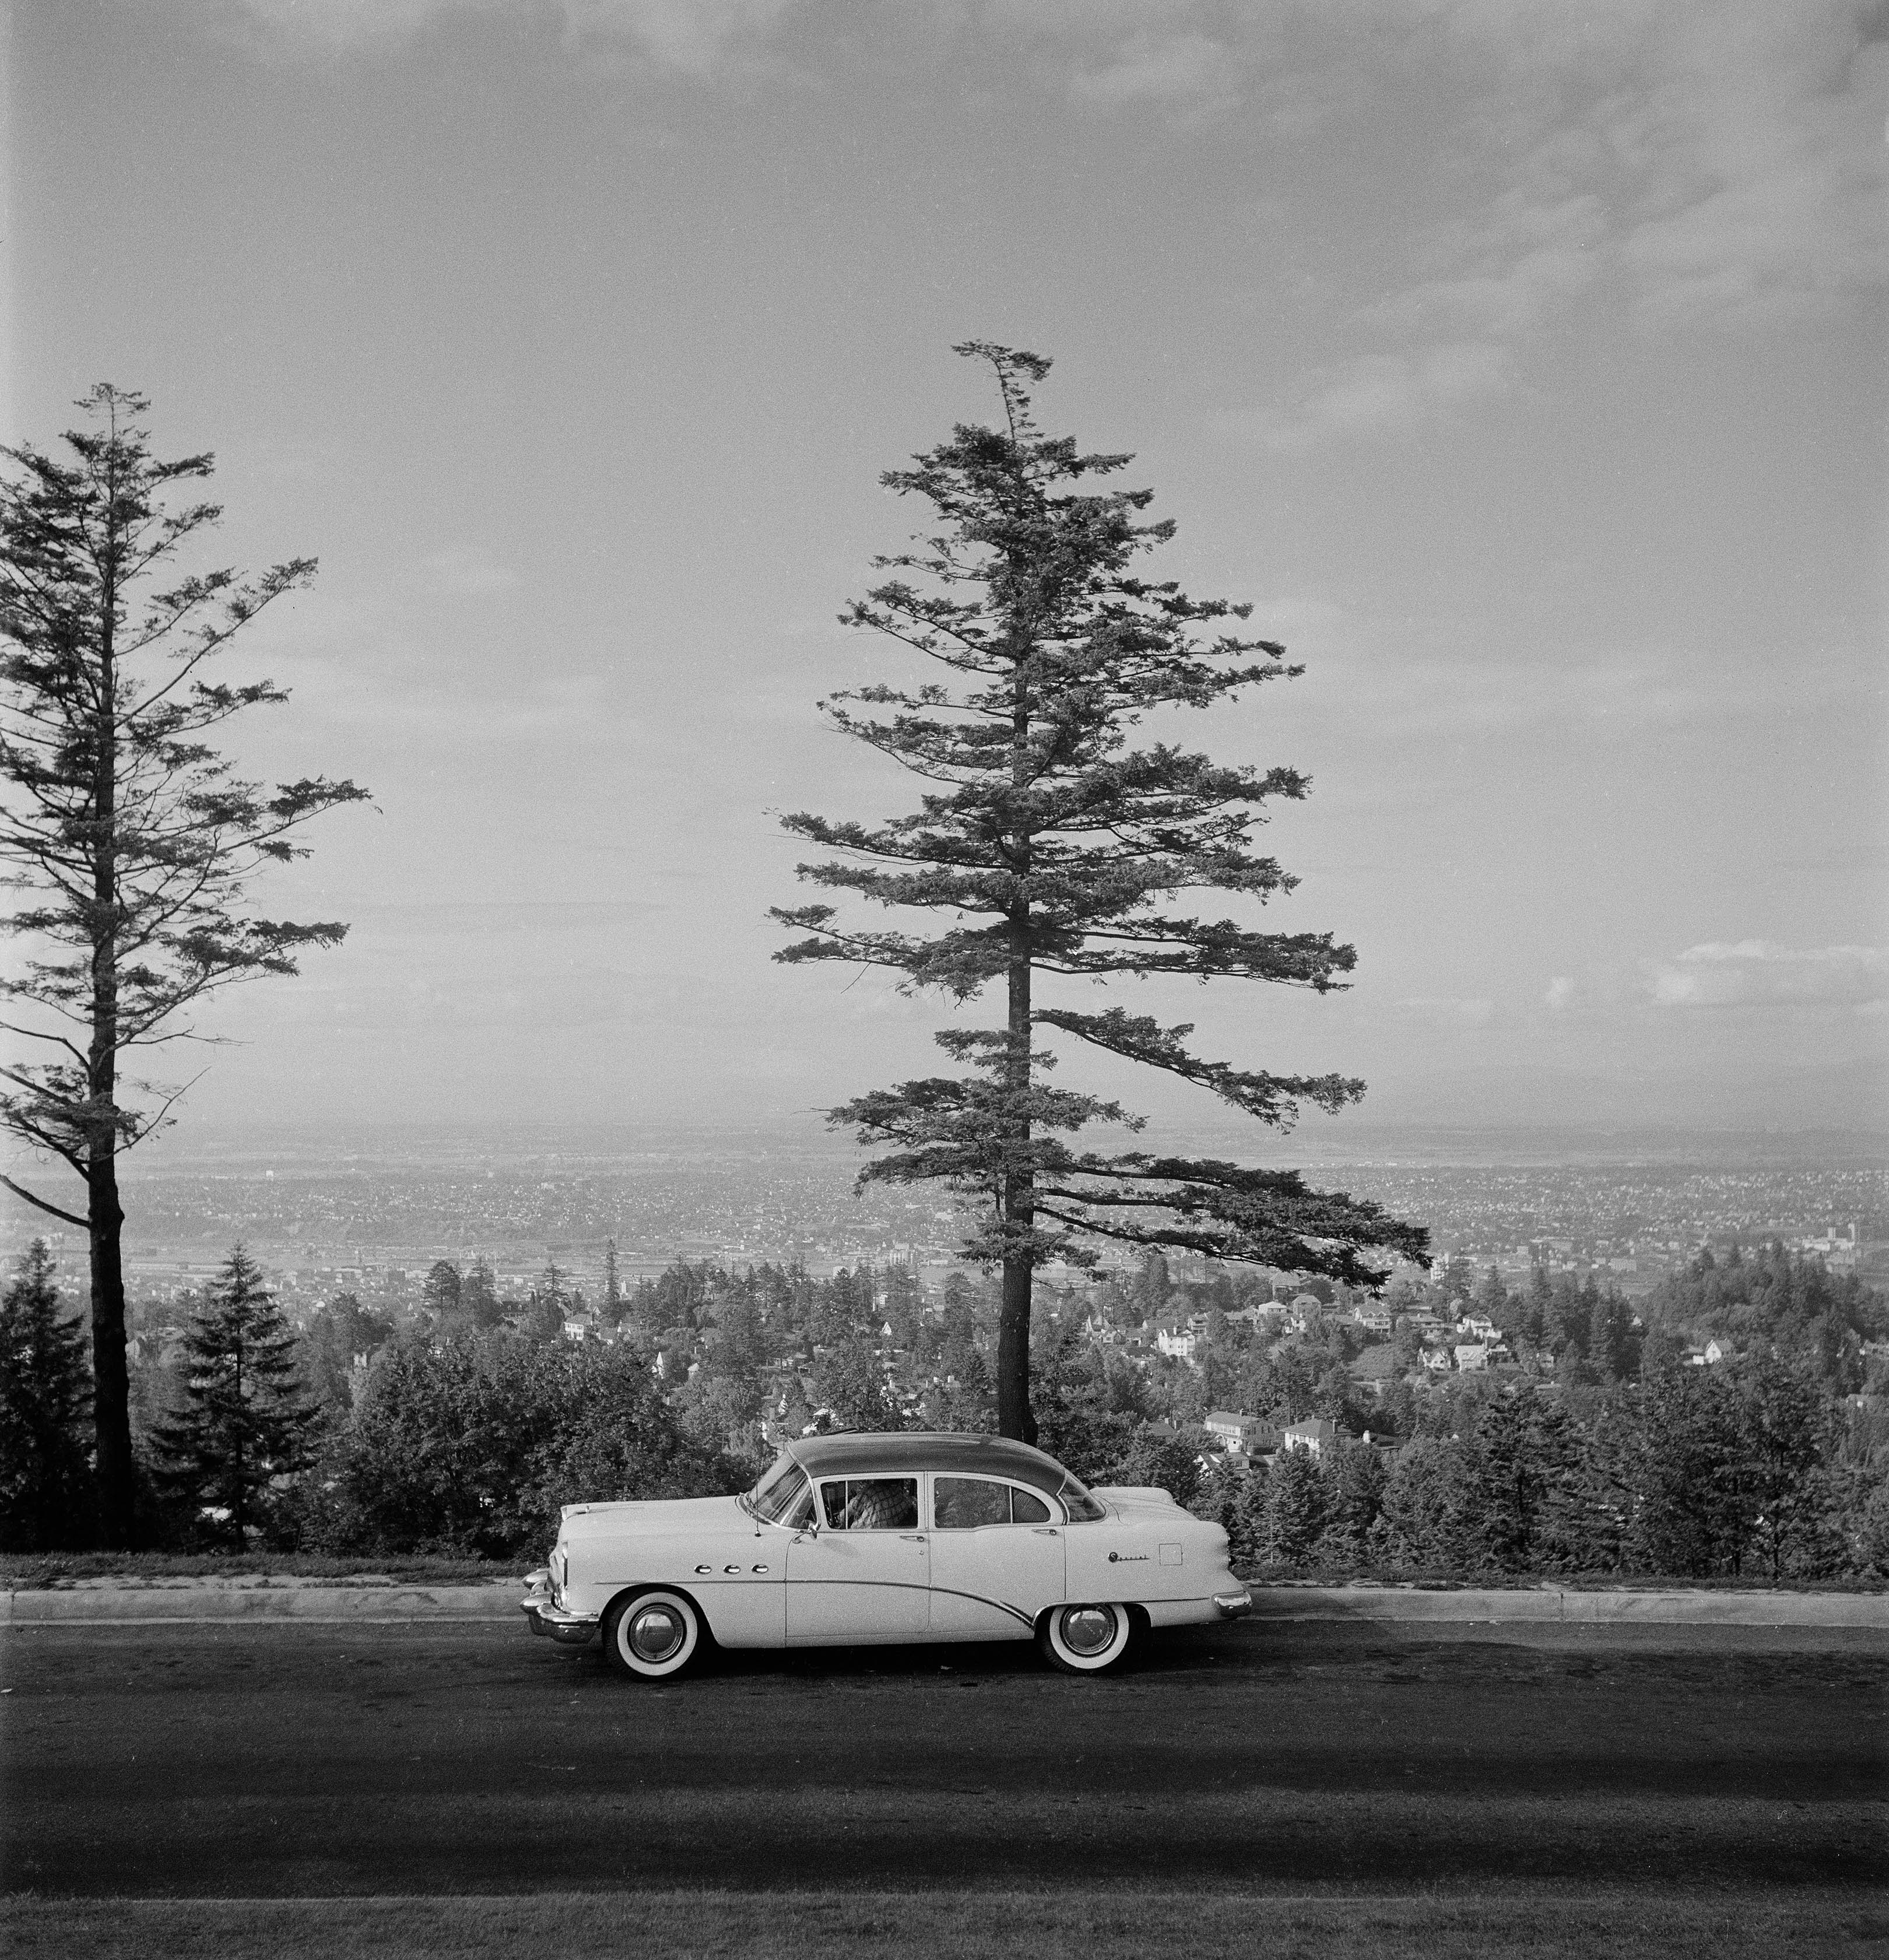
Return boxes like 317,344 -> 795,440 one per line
1280,1418 -> 1336,1459
1156,1326 -> 1199,1361
1453,1343 -> 1490,1372
1203,1411 -> 1283,1457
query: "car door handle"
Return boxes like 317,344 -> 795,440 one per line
1033,1527 -> 1059,1536
900,1533 -> 926,1541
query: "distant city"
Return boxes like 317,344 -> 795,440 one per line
6,1122 -> 1883,1320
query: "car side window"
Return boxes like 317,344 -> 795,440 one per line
819,1478 -> 918,1532
932,1477 -> 1009,1529
932,1478 -> 1055,1528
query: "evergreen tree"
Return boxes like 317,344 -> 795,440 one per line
1031,1324 -> 1139,1484
420,1260 -> 463,1319
0,387 -> 366,1545
1114,1427 -> 1204,1508
1522,1264 -> 1553,1349
1626,1362 -> 1750,1576
322,1332 -> 735,1558
1128,1252 -> 1171,1322
1472,1388 -> 1579,1572
1318,1439 -> 1388,1568
300,1291 -> 394,1414
0,1240 -> 93,1550
1738,1358 -> 1837,1582
774,344 -> 1424,1440
1591,1288 -> 1641,1382
150,1245 -> 317,1548
1260,1446 -> 1327,1566
1373,1436 -> 1480,1571
461,1259 -> 503,1329
810,1326 -> 903,1432
1230,1455 -> 1270,1566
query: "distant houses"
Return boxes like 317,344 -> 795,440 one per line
1203,1410 -> 1283,1457
1198,1411 -> 1335,1462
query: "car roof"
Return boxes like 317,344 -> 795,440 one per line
784,1431 -> 1073,1495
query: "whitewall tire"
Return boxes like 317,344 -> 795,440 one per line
603,1588 -> 703,1680
1038,1601 -> 1137,1675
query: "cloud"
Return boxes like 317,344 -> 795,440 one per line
1066,30 -> 1238,115
1604,4 -> 1889,328
1544,976 -> 1576,1011
1172,0 -> 1888,444
224,0 -> 801,71
1246,339 -> 1514,450
1648,941 -> 1888,1010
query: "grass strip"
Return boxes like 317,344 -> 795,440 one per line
3,1891 -> 1881,1959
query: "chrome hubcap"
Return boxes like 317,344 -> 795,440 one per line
1062,1607 -> 1116,1657
627,1604 -> 686,1664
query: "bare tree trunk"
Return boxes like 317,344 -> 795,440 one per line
88,483 -> 136,1548
995,632 -> 1038,1446
88,1064 -> 135,1542
996,913 -> 1036,1445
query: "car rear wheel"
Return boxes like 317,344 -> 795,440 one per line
1038,1601 -> 1137,1675
603,1587 -> 703,1680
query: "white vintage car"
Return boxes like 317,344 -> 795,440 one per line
521,1431 -> 1251,1678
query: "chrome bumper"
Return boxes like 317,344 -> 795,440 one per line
521,1568 -> 600,1646
1213,1588 -> 1253,1619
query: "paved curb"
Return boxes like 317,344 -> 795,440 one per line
1,1583 -> 518,1625
1246,1586 -> 1889,1627
4,1580 -> 1884,1628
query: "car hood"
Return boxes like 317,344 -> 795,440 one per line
560,1494 -> 749,1540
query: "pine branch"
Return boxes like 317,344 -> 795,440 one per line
0,1175 -> 87,1228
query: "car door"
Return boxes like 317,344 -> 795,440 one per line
925,1476 -> 1066,1640
784,1476 -> 929,1643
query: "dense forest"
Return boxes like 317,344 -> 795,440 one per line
2,1234 -> 1884,1583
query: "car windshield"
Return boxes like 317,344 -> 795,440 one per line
744,1456 -> 813,1527
1058,1472 -> 1108,1523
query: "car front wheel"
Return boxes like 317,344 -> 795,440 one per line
1038,1601 -> 1137,1675
603,1587 -> 703,1680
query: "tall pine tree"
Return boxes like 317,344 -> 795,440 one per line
0,386 -> 367,1544
0,1239 -> 93,1550
775,345 -> 1425,1439
152,1245 -> 317,1548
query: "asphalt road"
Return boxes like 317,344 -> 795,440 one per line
2,1619 -> 1883,1898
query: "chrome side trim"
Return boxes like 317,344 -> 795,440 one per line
923,1583 -> 1037,1629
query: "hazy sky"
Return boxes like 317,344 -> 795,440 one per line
5,0 -> 1886,1160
